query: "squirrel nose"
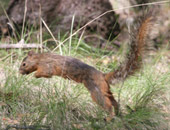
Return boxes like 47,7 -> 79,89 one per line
19,69 -> 25,75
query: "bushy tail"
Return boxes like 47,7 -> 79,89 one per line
105,11 -> 155,84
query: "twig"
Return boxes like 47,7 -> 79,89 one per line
0,43 -> 43,49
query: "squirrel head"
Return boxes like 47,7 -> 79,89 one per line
19,51 -> 39,75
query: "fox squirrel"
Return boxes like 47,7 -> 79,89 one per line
19,12 -> 155,120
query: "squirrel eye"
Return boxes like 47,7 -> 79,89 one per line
23,63 -> 26,66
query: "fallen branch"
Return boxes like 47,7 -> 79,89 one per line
0,43 -> 43,49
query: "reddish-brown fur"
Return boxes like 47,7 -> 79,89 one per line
19,14 -> 154,120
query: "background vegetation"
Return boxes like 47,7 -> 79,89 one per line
0,0 -> 169,130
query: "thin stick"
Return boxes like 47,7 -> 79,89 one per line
21,0 -> 28,39
0,44 -> 44,49
52,0 -> 170,51
41,18 -> 62,54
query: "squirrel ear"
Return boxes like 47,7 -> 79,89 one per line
28,51 -> 36,56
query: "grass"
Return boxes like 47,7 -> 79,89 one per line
0,38 -> 169,130
0,1 -> 170,129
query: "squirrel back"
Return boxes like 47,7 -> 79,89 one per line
105,12 -> 155,84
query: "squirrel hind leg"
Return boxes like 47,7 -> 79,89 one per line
90,87 -> 119,121
84,80 -> 119,119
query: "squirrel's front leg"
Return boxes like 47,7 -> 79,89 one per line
34,66 -> 52,78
